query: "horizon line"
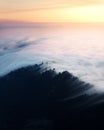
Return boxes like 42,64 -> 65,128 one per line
0,19 -> 104,24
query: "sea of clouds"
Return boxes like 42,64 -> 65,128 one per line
0,25 -> 104,91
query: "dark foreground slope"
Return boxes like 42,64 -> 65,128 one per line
0,64 -> 104,130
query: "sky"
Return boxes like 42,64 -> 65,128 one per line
0,0 -> 104,23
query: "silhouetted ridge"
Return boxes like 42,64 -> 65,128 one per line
0,64 -> 104,130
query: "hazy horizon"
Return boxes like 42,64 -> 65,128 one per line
1,21 -> 104,28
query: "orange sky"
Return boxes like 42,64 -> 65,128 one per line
0,0 -> 104,23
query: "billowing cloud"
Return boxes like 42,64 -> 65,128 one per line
0,37 -> 49,56
0,39 -> 29,56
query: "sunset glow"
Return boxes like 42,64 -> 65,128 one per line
0,0 -> 104,23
